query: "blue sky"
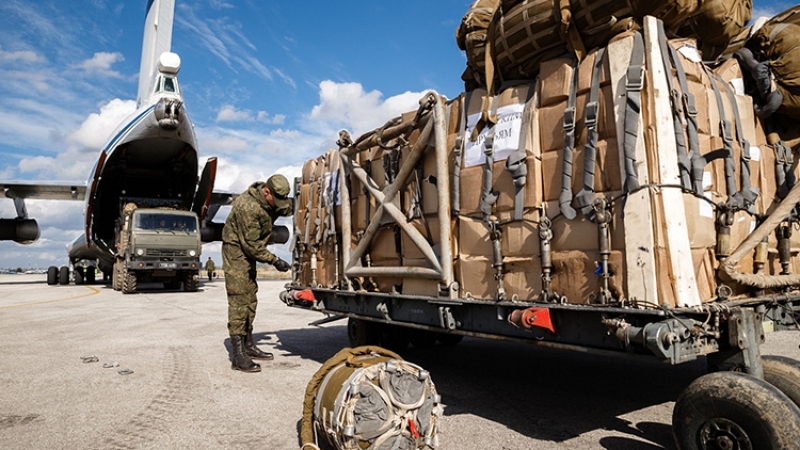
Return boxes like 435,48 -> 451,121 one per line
0,0 -> 792,270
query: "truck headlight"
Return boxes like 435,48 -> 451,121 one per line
136,248 -> 144,256
189,250 -> 196,257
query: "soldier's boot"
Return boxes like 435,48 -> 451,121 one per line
230,335 -> 261,372
244,331 -> 274,360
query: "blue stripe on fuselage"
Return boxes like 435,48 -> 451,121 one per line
102,104 -> 155,155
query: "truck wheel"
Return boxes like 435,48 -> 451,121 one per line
763,355 -> 800,408
672,371 -> 800,450
184,273 -> 199,292
59,266 -> 69,285
164,280 -> 181,290
75,268 -> 84,285
112,260 -> 122,291
46,266 -> 58,285
347,318 -> 380,347
121,269 -> 137,294
436,333 -> 463,346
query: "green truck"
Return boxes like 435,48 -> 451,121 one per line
112,205 -> 202,294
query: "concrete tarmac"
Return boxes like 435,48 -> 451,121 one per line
1,273 -> 799,450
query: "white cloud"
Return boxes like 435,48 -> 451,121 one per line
310,80 -> 424,135
257,111 -> 286,125
0,45 -> 44,64
216,104 -> 252,122
66,98 -> 136,151
74,52 -> 126,78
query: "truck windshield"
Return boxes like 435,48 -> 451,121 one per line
133,213 -> 197,232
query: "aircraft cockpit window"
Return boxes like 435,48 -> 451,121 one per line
156,76 -> 180,95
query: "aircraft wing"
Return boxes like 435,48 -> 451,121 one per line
1,181 -> 86,201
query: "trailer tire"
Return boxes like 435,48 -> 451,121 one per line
59,266 -> 69,285
436,333 -> 463,346
121,269 -> 137,294
46,266 -> 58,285
672,371 -> 800,450
763,355 -> 800,408
347,318 -> 380,347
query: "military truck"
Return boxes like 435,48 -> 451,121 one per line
112,203 -> 202,294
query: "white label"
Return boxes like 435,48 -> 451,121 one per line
700,192 -> 714,218
749,146 -> 761,162
731,78 -> 745,96
679,44 -> 703,63
464,103 -> 526,167
703,171 -> 713,190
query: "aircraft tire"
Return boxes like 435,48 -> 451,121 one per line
46,266 -> 58,285
58,266 -> 69,285
74,269 -> 84,285
86,270 -> 95,285
121,269 -> 137,294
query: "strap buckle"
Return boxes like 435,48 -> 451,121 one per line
584,101 -> 599,129
682,93 -> 698,118
562,107 -> 576,132
626,65 -> 644,91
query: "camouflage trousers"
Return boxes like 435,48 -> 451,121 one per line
223,243 -> 259,336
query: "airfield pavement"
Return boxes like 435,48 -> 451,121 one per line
1,273 -> 799,450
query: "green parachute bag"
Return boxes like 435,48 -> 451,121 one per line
749,5 -> 800,117
300,346 -> 443,450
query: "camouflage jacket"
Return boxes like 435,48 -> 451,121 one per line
222,182 -> 286,264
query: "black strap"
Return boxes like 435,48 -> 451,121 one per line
656,21 -> 693,191
714,73 -> 759,212
575,47 -> 606,221
622,31 -> 644,194
559,58 -> 580,220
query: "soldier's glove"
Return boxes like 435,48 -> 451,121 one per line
273,258 -> 291,272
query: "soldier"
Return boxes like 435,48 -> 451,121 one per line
204,257 -> 215,281
222,174 -> 292,373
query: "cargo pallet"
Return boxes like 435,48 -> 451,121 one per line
283,18 -> 800,448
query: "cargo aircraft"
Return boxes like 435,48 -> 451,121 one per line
0,0 -> 231,285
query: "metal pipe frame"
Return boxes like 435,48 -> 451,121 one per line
337,92 -> 454,294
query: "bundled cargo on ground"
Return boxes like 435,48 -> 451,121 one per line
291,2 -> 800,309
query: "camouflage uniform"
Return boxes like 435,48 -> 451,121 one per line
222,180 -> 291,337
205,258 -> 215,281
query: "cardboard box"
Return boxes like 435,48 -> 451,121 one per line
539,86 -> 617,153
541,138 -> 622,202
458,153 -> 543,216
458,216 -> 540,258
401,258 -> 441,297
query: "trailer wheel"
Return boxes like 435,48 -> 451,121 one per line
58,266 -> 69,285
436,333 -> 463,346
46,266 -> 58,285
74,268 -> 84,285
672,371 -> 800,450
763,355 -> 800,408
121,269 -> 137,294
347,318 -> 380,347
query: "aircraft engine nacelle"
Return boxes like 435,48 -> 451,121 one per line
0,218 -> 40,244
200,223 -> 289,245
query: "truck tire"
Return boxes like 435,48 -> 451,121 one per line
59,266 -> 69,285
164,280 -> 181,290
112,260 -> 122,291
672,371 -> 800,450
184,272 -> 199,292
347,318 -> 380,347
763,355 -> 800,408
121,269 -> 137,294
46,266 -> 58,285
75,268 -> 84,285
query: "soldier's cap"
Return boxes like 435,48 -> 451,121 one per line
266,174 -> 291,210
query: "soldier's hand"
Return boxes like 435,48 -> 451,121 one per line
273,258 -> 291,272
